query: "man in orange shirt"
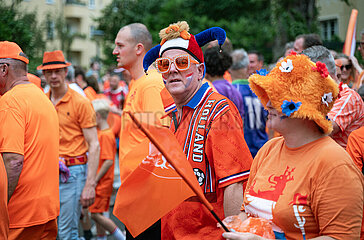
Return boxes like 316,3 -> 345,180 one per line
0,41 -> 60,239
143,21 -> 253,240
38,50 -> 100,239
112,23 -> 166,240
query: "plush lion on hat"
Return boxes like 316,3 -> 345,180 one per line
249,53 -> 339,134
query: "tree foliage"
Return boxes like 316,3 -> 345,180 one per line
0,0 -> 46,72
97,0 -> 322,67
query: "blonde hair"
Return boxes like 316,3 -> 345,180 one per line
92,99 -> 110,119
159,21 -> 190,44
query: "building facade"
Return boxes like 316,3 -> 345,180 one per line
317,0 -> 364,43
20,0 -> 111,68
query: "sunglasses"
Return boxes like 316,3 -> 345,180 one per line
340,64 -> 352,71
156,55 -> 199,74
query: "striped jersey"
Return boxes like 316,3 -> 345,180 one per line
161,82 -> 253,239
328,84 -> 364,148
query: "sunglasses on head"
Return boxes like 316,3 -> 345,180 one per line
340,64 -> 352,71
156,54 -> 199,74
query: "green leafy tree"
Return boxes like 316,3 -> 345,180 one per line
96,0 -> 324,67
0,0 -> 46,72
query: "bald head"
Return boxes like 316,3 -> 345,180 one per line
0,58 -> 27,76
120,23 -> 153,52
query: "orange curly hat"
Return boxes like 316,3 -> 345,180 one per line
249,53 -> 339,134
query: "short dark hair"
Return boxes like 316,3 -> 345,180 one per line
122,23 -> 153,52
248,50 -> 264,63
85,75 -> 100,93
296,33 -> 323,50
204,46 -> 232,77
74,66 -> 86,81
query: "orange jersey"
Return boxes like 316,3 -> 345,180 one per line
118,69 -> 165,180
347,126 -> 364,172
162,83 -> 253,240
0,155 -> 8,238
0,84 -> 60,228
244,136 -> 363,240
47,86 -> 96,157
84,86 -> 97,101
27,73 -> 43,91
107,112 -> 121,138
328,84 -> 364,148
95,128 -> 116,197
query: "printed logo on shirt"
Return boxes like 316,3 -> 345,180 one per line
245,166 -> 295,236
193,168 -> 205,186
192,99 -> 215,163
290,193 -> 308,239
248,166 -> 295,202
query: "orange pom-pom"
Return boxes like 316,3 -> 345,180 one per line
166,25 -> 179,34
180,30 -> 191,40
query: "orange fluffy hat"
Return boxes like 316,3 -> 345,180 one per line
249,53 -> 339,134
0,41 -> 29,64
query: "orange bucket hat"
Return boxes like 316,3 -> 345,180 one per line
0,41 -> 29,64
249,53 -> 339,134
37,50 -> 71,70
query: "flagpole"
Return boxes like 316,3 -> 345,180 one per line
343,9 -> 358,56
127,112 -> 230,232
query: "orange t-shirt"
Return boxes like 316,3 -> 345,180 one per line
162,83 -> 253,240
244,136 -> 364,240
118,69 -> 165,181
27,73 -> 43,91
84,86 -> 97,101
0,84 -> 60,228
107,112 -> 121,138
0,155 -> 8,238
47,86 -> 96,157
347,126 -> 364,172
95,128 -> 116,197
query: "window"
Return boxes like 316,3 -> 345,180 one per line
90,26 -> 96,38
89,0 -> 95,9
46,20 -> 55,40
46,0 -> 54,4
320,19 -> 338,41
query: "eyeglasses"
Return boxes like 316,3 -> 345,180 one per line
156,55 -> 199,74
340,64 -> 352,71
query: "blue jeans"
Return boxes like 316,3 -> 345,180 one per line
58,164 -> 87,239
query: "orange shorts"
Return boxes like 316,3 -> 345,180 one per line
89,195 -> 111,213
9,218 -> 57,240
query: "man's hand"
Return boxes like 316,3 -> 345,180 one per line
81,126 -> 100,207
80,182 -> 96,207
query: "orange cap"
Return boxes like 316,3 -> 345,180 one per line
0,41 -> 29,64
37,50 -> 71,70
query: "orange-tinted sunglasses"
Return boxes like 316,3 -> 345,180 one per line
156,54 -> 199,74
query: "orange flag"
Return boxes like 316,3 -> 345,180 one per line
113,112 -> 209,237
